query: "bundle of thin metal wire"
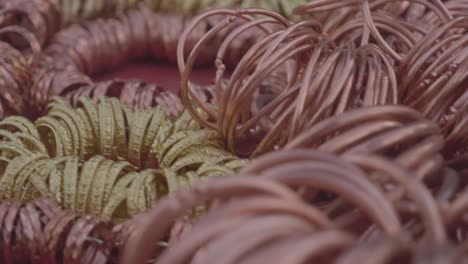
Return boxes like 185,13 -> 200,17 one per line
0,197 -> 176,263
26,3 -> 267,116
178,8 -> 401,156
284,105 -> 445,182
5,0 -> 468,263
0,1 -> 297,119
58,0 -> 308,25
0,37 -> 31,120
0,97 -> 247,220
0,0 -> 306,50
177,1 -> 468,159
0,197 -> 113,263
120,147 -> 468,263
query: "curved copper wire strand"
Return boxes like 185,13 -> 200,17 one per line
258,161 -> 402,234
336,237 -> 412,263
222,30 -> 318,152
187,215 -> 317,264
178,8 -> 290,129
164,214 -> 314,264
344,154 -> 446,243
120,176 -> 302,263
286,105 -> 424,149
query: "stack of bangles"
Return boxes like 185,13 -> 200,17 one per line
2,0 -> 468,263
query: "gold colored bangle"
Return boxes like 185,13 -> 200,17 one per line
103,161 -> 135,205
48,110 -> 81,156
110,98 -> 128,159
13,157 -> 47,200
14,132 -> 48,154
141,107 -> 165,162
0,116 -> 40,139
35,117 -> 68,156
76,155 -> 104,213
127,169 -> 152,215
28,158 -> 65,199
76,108 -> 95,159
102,171 -> 137,218
63,157 -> 79,210
49,105 -> 86,157
0,153 -> 44,198
78,97 -> 100,146
89,159 -> 114,216
18,158 -> 51,201
98,97 -> 116,159
127,110 -> 152,168
161,130 -> 220,167
48,159 -> 66,204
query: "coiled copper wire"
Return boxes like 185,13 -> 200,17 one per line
399,17 -> 468,123
31,70 -> 184,118
120,149 -> 461,263
421,0 -> 468,28
3,0 -> 468,263
0,198 -> 114,264
285,105 -> 444,181
27,3 -> 262,116
43,4 -> 260,73
0,0 -> 61,47
0,0 -> 304,49
0,27 -> 37,120
178,9 -> 402,156
294,0 -> 452,61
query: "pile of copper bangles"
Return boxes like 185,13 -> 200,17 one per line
3,0 -> 468,263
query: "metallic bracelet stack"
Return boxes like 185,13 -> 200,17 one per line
0,97 -> 247,219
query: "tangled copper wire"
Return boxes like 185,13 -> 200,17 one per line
177,2 -> 468,158
0,1 -> 295,117
0,197 -> 166,263
178,8 -> 401,156
112,1 -> 468,264
0,0 -> 305,46
120,148 -> 468,263
25,3 -> 272,115
0,39 -> 31,119
0,197 -> 115,263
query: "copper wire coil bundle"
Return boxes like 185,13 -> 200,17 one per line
0,23 -> 43,120
24,3 -> 265,115
244,151 -> 466,244
293,0 -> 453,62
0,197 -> 114,264
178,8 -> 321,156
4,0 -> 468,263
0,196 -> 195,263
284,105 -> 445,182
30,69 -> 185,117
399,17 -> 468,122
0,0 -> 305,46
432,154 -> 468,248
58,0 -> 308,25
179,8 -> 403,157
0,38 -> 32,119
0,97 -> 247,219
441,102 -> 468,158
0,0 -> 61,48
65,79 -> 185,117
421,0 -> 468,28
42,4 -> 262,72
119,149 -> 468,263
